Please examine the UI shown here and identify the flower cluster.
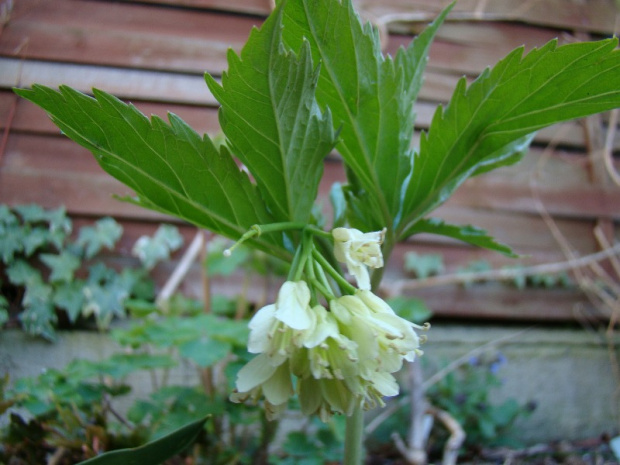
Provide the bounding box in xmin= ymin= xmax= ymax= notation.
xmin=231 ymin=253 xmax=428 ymax=420
xmin=229 ymin=226 xmax=428 ymax=420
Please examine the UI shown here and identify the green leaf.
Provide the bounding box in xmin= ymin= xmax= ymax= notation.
xmin=205 ymin=3 xmax=336 ymax=224
xmin=132 ymin=224 xmax=183 ymax=270
xmin=19 ymin=298 xmax=56 ymax=341
xmin=280 ymin=0 xmax=452 ymax=230
xmin=75 ymin=217 xmax=123 ymax=259
xmin=77 ymin=416 xmax=208 ymax=465
xmin=53 ymin=281 xmax=86 ymax=322
xmin=82 ymin=274 xmax=133 ymax=329
xmin=399 ymin=38 xmax=620 ymax=236
xmin=6 ymin=259 xmax=41 ymax=286
xmin=0 ymin=296 xmax=9 ymax=327
xmin=403 ymin=252 xmax=444 ymax=279
xmin=179 ymin=338 xmax=231 ymax=367
xmin=13 ymin=85 xmax=287 ymax=260
xmin=386 ymin=296 xmax=432 ymax=323
xmin=40 ymin=250 xmax=81 ymax=282
xmin=0 ymin=223 xmax=24 ymax=263
xmin=404 ymin=218 xmax=517 ymax=257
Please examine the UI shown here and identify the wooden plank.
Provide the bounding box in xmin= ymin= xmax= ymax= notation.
xmin=107 ymin=0 xmax=271 ymax=16
xmin=4 ymin=0 xmax=608 ymax=84
xmin=0 ymin=58 xmax=215 ymax=105
xmin=63 ymin=215 xmax=599 ymax=322
xmin=1 ymin=133 xmax=607 ymax=255
xmin=3 ymin=0 xmax=257 ymax=73
xmin=2 ymin=128 xmax=618 ymax=225
xmin=360 ymin=0 xmax=618 ymax=36
xmin=118 ymin=0 xmax=619 ymax=34
xmin=386 ymin=21 xmax=561 ymax=76
xmin=0 ymin=91 xmax=222 ymax=135
xmin=0 ymin=56 xmax=464 ymax=107
xmin=447 ymin=148 xmax=620 ymax=221
xmin=4 ymin=90 xmax=618 ymax=151
xmin=412 ymin=285 xmax=596 ymax=322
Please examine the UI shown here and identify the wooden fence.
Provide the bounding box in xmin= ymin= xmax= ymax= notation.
xmin=1 ymin=0 xmax=619 ymax=322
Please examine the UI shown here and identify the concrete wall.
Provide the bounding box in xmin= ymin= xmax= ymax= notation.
xmin=1 ymin=324 xmax=618 ymax=445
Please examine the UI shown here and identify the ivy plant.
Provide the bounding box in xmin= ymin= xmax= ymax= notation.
xmin=12 ymin=0 xmax=620 ymax=462
xmin=0 ymin=204 xmax=182 ymax=340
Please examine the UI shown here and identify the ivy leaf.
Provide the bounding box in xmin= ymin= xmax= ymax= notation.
xmin=19 ymin=283 xmax=57 ymax=341
xmin=13 ymin=86 xmax=287 ymax=260
xmin=404 ymin=218 xmax=517 ymax=257
xmin=75 ymin=217 xmax=123 ymax=259
xmin=280 ymin=0 xmax=452 ymax=230
xmin=398 ymin=38 xmax=620 ymax=237
xmin=6 ymin=259 xmax=41 ymax=286
xmin=404 ymin=252 xmax=444 ymax=279
xmin=40 ymin=250 xmax=81 ymax=282
xmin=82 ymin=271 xmax=136 ymax=329
xmin=205 ymin=3 xmax=336 ymax=224
xmin=0 ymin=223 xmax=23 ymax=263
xmin=132 ymin=224 xmax=183 ymax=270
xmin=53 ymin=281 xmax=86 ymax=322
xmin=0 ymin=296 xmax=9 ymax=327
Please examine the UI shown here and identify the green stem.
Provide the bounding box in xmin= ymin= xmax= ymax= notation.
xmin=312 ymin=249 xmax=356 ymax=295
xmin=344 ymin=406 xmax=364 ymax=465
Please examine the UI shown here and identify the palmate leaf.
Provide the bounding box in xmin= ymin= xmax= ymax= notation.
xmin=280 ymin=0 xmax=452 ymax=231
xmin=13 ymin=86 xmax=288 ymax=260
xmin=398 ymin=38 xmax=620 ymax=238
xmin=205 ymin=3 xmax=336 ymax=224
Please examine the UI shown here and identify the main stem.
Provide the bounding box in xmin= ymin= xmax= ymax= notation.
xmin=343 ymin=232 xmax=395 ymax=464
xmin=344 ymin=405 xmax=364 ymax=465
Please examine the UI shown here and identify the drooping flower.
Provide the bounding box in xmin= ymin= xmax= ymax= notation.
xmin=230 ymin=354 xmax=293 ymax=420
xmin=331 ymin=290 xmax=427 ymax=383
xmin=231 ymin=279 xmax=429 ymax=422
xmin=332 ymin=227 xmax=386 ymax=290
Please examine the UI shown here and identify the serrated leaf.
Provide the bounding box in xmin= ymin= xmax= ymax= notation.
xmin=280 ymin=0 xmax=452 ymax=230
xmin=76 ymin=217 xmax=123 ymax=259
xmin=40 ymin=250 xmax=81 ymax=282
xmin=404 ymin=218 xmax=517 ymax=257
xmin=399 ymin=38 xmax=620 ymax=236
xmin=77 ymin=416 xmax=208 ymax=465
xmin=205 ymin=4 xmax=336 ymax=224
xmin=13 ymin=85 xmax=287 ymax=260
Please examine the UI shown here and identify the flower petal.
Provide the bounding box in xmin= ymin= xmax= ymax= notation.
xmin=236 ymin=353 xmax=278 ymax=392
xmin=274 ymin=281 xmax=313 ymax=330
xmin=247 ymin=304 xmax=276 ymax=353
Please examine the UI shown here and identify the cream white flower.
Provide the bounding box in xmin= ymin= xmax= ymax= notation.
xmin=332 ymin=227 xmax=386 ymax=290
xmin=232 ymin=279 xmax=429 ymax=422
xmin=230 ymin=353 xmax=293 ymax=420
xmin=331 ymin=291 xmax=426 ymax=378
xmin=246 ymin=280 xmax=315 ymax=365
